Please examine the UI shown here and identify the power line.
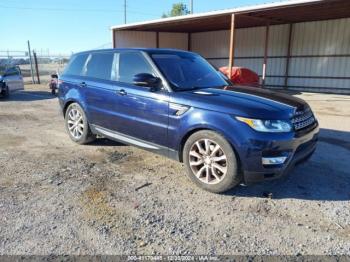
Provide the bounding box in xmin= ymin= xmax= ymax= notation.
xmin=0 ymin=4 xmax=118 ymax=13
xmin=0 ymin=4 xmax=159 ymax=16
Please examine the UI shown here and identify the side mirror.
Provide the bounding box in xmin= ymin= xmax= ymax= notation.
xmin=133 ymin=73 xmax=161 ymax=89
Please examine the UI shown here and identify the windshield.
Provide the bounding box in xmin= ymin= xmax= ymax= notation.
xmin=151 ymin=52 xmax=229 ymax=91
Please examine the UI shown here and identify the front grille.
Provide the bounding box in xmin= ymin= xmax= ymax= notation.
xmin=292 ymin=107 xmax=316 ymax=131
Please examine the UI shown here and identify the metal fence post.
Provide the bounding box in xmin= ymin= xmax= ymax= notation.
xmin=33 ymin=51 xmax=40 ymax=84
xmin=262 ymin=23 xmax=270 ymax=88
xmin=27 ymin=41 xmax=35 ymax=84
xmin=228 ymin=14 xmax=236 ymax=79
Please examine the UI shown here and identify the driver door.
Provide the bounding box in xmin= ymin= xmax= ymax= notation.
xmin=111 ymin=51 xmax=170 ymax=148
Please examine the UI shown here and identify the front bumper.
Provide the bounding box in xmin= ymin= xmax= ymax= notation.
xmin=241 ymin=124 xmax=319 ymax=184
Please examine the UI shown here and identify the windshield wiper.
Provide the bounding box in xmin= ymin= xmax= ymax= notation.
xmin=212 ymin=85 xmax=228 ymax=89
xmin=177 ymin=86 xmax=211 ymax=92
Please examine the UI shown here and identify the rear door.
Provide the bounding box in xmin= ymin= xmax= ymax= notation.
xmin=81 ymin=51 xmax=120 ymax=130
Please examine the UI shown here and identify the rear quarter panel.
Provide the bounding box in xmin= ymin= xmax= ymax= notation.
xmin=58 ymin=76 xmax=88 ymax=118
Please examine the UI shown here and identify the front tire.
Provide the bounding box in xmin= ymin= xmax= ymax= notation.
xmin=1 ymin=85 xmax=9 ymax=98
xmin=183 ymin=130 xmax=241 ymax=193
xmin=65 ymin=103 xmax=95 ymax=144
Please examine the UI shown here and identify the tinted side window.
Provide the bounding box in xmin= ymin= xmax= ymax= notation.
xmin=118 ymin=52 xmax=154 ymax=84
xmin=85 ymin=52 xmax=114 ymax=80
xmin=64 ymin=54 xmax=88 ymax=76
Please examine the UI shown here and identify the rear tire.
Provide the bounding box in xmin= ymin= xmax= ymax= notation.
xmin=65 ymin=103 xmax=96 ymax=144
xmin=183 ymin=130 xmax=241 ymax=193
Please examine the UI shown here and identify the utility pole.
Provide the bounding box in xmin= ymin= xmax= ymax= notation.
xmin=27 ymin=40 xmax=35 ymax=84
xmin=190 ymin=0 xmax=193 ymax=14
xmin=124 ymin=0 xmax=127 ymax=24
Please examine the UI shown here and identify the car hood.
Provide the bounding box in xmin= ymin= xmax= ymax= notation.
xmin=171 ymin=86 xmax=308 ymax=119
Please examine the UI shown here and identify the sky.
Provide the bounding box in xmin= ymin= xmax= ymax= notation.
xmin=0 ymin=0 xmax=283 ymax=55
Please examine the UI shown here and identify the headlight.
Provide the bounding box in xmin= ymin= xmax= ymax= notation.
xmin=236 ymin=116 xmax=292 ymax=132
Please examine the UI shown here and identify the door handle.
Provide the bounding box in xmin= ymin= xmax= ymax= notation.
xmin=79 ymin=82 xmax=87 ymax=88
xmin=118 ymin=89 xmax=127 ymax=96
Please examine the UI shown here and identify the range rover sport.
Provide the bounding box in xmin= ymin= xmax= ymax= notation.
xmin=58 ymin=48 xmax=319 ymax=193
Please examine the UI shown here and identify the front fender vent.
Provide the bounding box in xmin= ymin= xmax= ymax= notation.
xmin=169 ymin=103 xmax=190 ymax=116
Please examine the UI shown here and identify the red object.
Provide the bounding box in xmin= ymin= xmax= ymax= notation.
xmin=219 ymin=67 xmax=260 ymax=87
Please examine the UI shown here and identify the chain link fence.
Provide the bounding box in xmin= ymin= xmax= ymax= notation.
xmin=0 ymin=50 xmax=70 ymax=84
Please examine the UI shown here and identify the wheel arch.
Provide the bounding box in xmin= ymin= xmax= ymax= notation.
xmin=63 ymin=99 xmax=86 ymax=118
xmin=178 ymin=127 xmax=209 ymax=162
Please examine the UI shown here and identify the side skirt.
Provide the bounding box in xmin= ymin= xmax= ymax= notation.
xmin=90 ymin=124 xmax=179 ymax=161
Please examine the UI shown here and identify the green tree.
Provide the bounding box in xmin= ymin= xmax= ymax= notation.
xmin=162 ymin=2 xmax=190 ymax=18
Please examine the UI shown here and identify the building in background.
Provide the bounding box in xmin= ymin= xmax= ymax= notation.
xmin=110 ymin=0 xmax=350 ymax=94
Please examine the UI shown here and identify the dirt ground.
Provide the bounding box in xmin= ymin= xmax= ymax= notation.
xmin=0 ymin=84 xmax=349 ymax=255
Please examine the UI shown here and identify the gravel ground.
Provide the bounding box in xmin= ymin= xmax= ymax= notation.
xmin=0 ymin=85 xmax=349 ymax=255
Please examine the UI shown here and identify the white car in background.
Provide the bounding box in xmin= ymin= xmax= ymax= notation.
xmin=0 ymin=66 xmax=24 ymax=98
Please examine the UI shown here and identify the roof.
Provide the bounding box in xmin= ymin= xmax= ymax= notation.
xmin=73 ymin=48 xmax=195 ymax=56
xmin=111 ymin=0 xmax=350 ymax=32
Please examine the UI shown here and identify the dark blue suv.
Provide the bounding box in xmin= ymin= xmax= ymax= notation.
xmin=58 ymin=48 xmax=319 ymax=193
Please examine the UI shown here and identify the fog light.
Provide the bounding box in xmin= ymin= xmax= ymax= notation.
xmin=262 ymin=156 xmax=287 ymax=165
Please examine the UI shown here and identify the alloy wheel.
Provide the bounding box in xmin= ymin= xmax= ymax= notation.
xmin=67 ymin=108 xmax=84 ymax=139
xmin=189 ymin=139 xmax=228 ymax=184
